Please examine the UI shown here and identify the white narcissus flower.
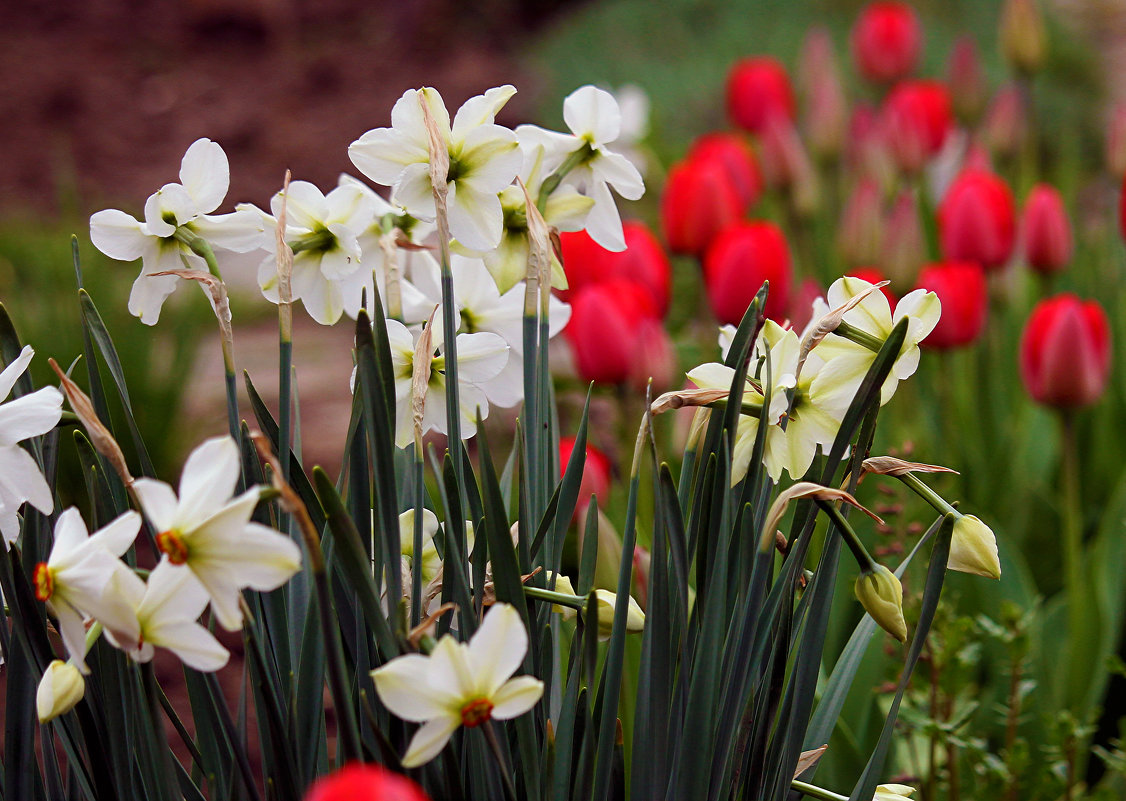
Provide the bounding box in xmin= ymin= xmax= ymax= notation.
xmin=875 ymin=784 xmax=917 ymax=801
xmin=474 ymin=136 xmax=594 ymax=292
xmin=591 ymin=589 xmax=645 ymax=641
xmin=89 ymin=138 xmax=262 ymax=325
xmin=33 ymin=508 xmax=141 ymax=673
xmin=102 ymin=560 xmax=229 ymax=672
xmin=949 ymin=514 xmax=1001 ymax=579
xmin=809 ymin=276 xmax=940 ymax=413
xmin=382 ymin=318 xmax=510 ymax=448
xmin=372 ymin=602 xmax=543 ymax=767
xmin=0 ymin=346 xmax=63 ymax=543
xmin=349 ymin=86 xmax=522 ymax=252
xmin=409 ymin=255 xmax=570 ymax=407
xmin=131 ymin=436 xmax=302 ymax=631
xmin=517 ymin=85 xmax=645 ymax=251
xmin=37 ymin=660 xmax=85 ymax=723
xmin=255 ymin=180 xmax=377 ymax=325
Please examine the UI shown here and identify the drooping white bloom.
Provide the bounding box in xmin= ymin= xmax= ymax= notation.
xmin=254 ymin=180 xmax=378 ymax=325
xmin=33 ymin=508 xmax=141 ymax=673
xmin=474 ymin=135 xmax=594 ymax=292
xmin=372 ymin=602 xmax=543 ymax=767
xmin=517 ymin=86 xmax=645 ymax=251
xmin=102 ymin=560 xmax=229 ymax=672
xmin=874 ymin=783 xmax=917 ymax=801
xmin=382 ymin=318 xmax=510 ymax=448
xmin=409 ymin=255 xmax=570 ymax=407
xmin=89 ymin=138 xmax=262 ymax=325
xmin=349 ymin=86 xmax=522 ymax=251
xmin=809 ymin=276 xmax=941 ymax=413
xmin=949 ymin=514 xmax=1001 ymax=579
xmin=591 ymin=589 xmax=645 ymax=641
xmin=0 ymin=346 xmax=63 ymax=543
xmin=131 ymin=436 xmax=302 ymax=631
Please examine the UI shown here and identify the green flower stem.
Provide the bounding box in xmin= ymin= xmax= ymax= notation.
xmin=1061 ymin=410 xmax=1084 ymax=666
xmin=833 ymin=321 xmax=886 ymax=354
xmin=84 ymin=621 xmax=103 ymax=653
xmin=172 ymin=228 xmax=239 ymax=439
xmin=814 ymin=498 xmax=876 ymax=572
xmin=897 ymin=472 xmax=959 ymax=518
xmin=537 ymin=143 xmax=595 ymax=212
xmin=484 ymin=720 xmax=520 ymax=801
xmin=791 ymin=779 xmax=849 ymax=801
xmin=524 ymin=585 xmax=587 ymax=612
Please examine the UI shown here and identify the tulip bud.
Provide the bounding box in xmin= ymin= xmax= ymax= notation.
xmin=882 ymin=189 xmax=925 ymax=290
xmin=1000 ymin=0 xmax=1046 ymax=76
xmin=661 ymin=156 xmax=744 ymax=257
xmin=1020 ymin=184 xmax=1072 ymax=274
xmin=632 ymin=545 xmax=651 ymax=611
xmin=949 ymin=514 xmax=1001 ymax=579
xmin=838 ymin=179 xmax=884 ymax=267
xmin=983 ymin=85 xmax=1027 ymax=162
xmin=1106 ymin=103 xmax=1126 ymax=179
xmin=687 ymin=132 xmax=763 ymax=211
xmin=37 ymin=660 xmax=85 ymax=723
xmin=882 ymin=81 xmax=953 ymax=175
xmin=946 ymin=36 xmax=987 ymax=124
xmin=848 ymin=106 xmax=898 ymax=194
xmin=760 ymin=117 xmax=821 ymax=216
xmin=703 ymin=221 xmax=793 ymax=325
xmin=559 ymin=436 xmax=612 ymax=512
xmin=797 ymin=26 xmax=835 ymax=98
xmin=565 ymin=279 xmax=659 ymax=385
xmin=788 ymin=278 xmax=826 ymax=334
xmin=938 ymin=169 xmax=1016 ymax=271
xmin=543 ymin=571 xmax=579 ymax=619
xmin=591 ymin=589 xmax=645 ymax=641
xmin=798 ymin=28 xmax=849 ymax=160
xmin=851 ymin=2 xmax=922 ymax=85
xmin=560 ymin=224 xmax=672 ymax=315
xmin=1019 ymin=293 xmax=1112 ymax=409
xmin=726 ymin=56 xmax=796 ymax=134
xmin=915 ymin=262 xmax=987 ymax=349
xmin=854 ymin=564 xmax=908 ymax=642
xmin=306 ymin=763 xmax=432 ymax=801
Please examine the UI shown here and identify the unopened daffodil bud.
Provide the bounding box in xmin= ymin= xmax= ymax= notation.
xmin=854 ymin=564 xmax=908 ymax=643
xmin=591 ymin=589 xmax=645 ymax=641
xmin=544 ymin=571 xmax=579 ymax=620
xmin=949 ymin=514 xmax=1001 ymax=579
xmin=875 ymin=783 xmax=917 ymax=801
xmin=37 ymin=660 xmax=85 ymax=723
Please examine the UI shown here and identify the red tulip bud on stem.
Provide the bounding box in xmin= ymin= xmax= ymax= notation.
xmin=915 ymin=262 xmax=988 ymax=349
xmin=938 ymin=169 xmax=1016 ymax=271
xmin=726 ymin=57 xmax=796 ymax=134
xmin=1020 ymin=294 xmax=1111 ymax=409
xmin=1020 ymin=184 xmax=1072 ymax=275
xmin=703 ymin=221 xmax=792 ymax=324
xmin=851 ymin=1 xmax=922 ymax=85
xmin=661 ymin=157 xmax=744 ymax=257
xmin=947 ymin=35 xmax=987 ymax=124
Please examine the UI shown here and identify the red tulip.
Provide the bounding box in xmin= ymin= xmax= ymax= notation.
xmin=983 ymin=85 xmax=1027 ymax=161
xmin=851 ymin=2 xmax=922 ymax=84
xmin=629 ymin=316 xmax=676 ymax=393
xmin=838 ymin=179 xmax=884 ymax=267
xmin=798 ymin=27 xmax=849 ymax=159
xmin=565 ymin=279 xmax=659 ymax=385
xmin=882 ymin=80 xmax=953 ymax=174
xmin=1020 ymin=184 xmax=1072 ymax=274
xmin=725 ymin=57 xmax=796 ymax=134
xmin=1106 ymin=102 xmax=1126 ymax=179
xmin=559 ymin=436 xmax=612 ymax=509
xmin=703 ymin=221 xmax=792 ymax=324
xmin=1020 ymin=294 xmax=1111 ymax=408
xmin=759 ymin=117 xmax=821 ymax=216
xmin=687 ymin=132 xmax=763 ymax=210
xmin=788 ymin=277 xmax=825 ymax=333
xmin=914 ymin=262 xmax=988 ymax=349
xmin=847 ymin=267 xmax=898 ymax=308
xmin=661 ymin=156 xmax=744 ymax=256
xmin=305 ymin=764 xmax=430 ymax=801
xmin=938 ymin=169 xmax=1016 ymax=271
xmin=560 ymin=224 xmax=672 ymax=315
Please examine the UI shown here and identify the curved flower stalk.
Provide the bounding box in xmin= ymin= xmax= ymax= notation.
xmin=380 ymin=318 xmax=510 ymax=448
xmin=349 ymin=86 xmax=522 ymax=252
xmin=131 ymin=436 xmax=302 ymax=630
xmin=409 ymin=254 xmax=570 ymax=407
xmin=102 ymin=559 xmax=230 ymax=672
xmin=0 ymin=345 xmax=63 ymax=543
xmin=250 ymin=180 xmax=380 ymax=325
xmin=810 ymin=276 xmax=941 ymax=412
xmin=372 ymin=602 xmax=543 ymax=767
xmin=33 ymin=508 xmax=141 ymax=672
xmin=89 ymin=138 xmax=261 ymax=325
xmin=517 ymin=85 xmax=645 ymax=251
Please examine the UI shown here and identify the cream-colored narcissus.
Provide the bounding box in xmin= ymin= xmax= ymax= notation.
xmin=949 ymin=514 xmax=1001 ymax=579
xmin=37 ymin=660 xmax=85 ymax=723
xmin=854 ymin=563 xmax=908 ymax=642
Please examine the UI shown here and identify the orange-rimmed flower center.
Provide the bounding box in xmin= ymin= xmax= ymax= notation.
xmin=156 ymin=530 xmax=189 ymax=565
xmin=33 ymin=562 xmax=54 ymax=601
xmin=459 ymin=697 xmax=494 ymax=728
